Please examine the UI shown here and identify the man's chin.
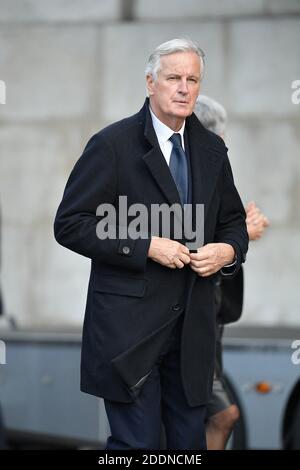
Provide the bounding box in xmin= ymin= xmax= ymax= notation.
xmin=172 ymin=104 xmax=193 ymax=116
xmin=173 ymin=110 xmax=192 ymax=119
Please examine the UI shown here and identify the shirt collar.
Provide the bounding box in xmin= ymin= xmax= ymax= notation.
xmin=149 ymin=105 xmax=185 ymax=147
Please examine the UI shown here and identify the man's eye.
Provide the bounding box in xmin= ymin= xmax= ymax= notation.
xmin=168 ymin=77 xmax=177 ymax=81
xmin=188 ymin=78 xmax=198 ymax=83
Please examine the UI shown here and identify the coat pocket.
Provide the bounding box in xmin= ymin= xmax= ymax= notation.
xmin=94 ymin=275 xmax=147 ymax=298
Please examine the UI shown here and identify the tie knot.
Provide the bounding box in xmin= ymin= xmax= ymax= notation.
xmin=169 ymin=133 xmax=183 ymax=149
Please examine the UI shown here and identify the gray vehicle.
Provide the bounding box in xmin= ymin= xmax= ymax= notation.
xmin=0 ymin=325 xmax=300 ymax=449
xmin=223 ymin=326 xmax=300 ymax=449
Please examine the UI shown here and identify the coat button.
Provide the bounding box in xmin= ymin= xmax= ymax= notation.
xmin=122 ymin=246 xmax=130 ymax=255
xmin=172 ymin=304 xmax=181 ymax=311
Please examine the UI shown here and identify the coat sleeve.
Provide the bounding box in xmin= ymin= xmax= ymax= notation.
xmin=214 ymin=152 xmax=249 ymax=276
xmin=54 ymin=133 xmax=151 ymax=272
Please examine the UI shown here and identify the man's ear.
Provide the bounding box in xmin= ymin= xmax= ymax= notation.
xmin=146 ymin=74 xmax=154 ymax=96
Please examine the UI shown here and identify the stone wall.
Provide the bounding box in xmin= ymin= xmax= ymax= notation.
xmin=0 ymin=0 xmax=299 ymax=327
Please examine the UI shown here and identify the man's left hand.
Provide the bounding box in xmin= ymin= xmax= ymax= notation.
xmin=189 ymin=243 xmax=235 ymax=277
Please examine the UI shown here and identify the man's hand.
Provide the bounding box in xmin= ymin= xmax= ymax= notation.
xmin=246 ymin=201 xmax=270 ymax=241
xmin=189 ymin=243 xmax=235 ymax=277
xmin=148 ymin=236 xmax=191 ymax=269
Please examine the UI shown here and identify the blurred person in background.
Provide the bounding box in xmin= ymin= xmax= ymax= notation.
xmin=194 ymin=95 xmax=269 ymax=450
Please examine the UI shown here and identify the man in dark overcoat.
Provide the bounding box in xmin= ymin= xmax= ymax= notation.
xmin=54 ymin=38 xmax=248 ymax=449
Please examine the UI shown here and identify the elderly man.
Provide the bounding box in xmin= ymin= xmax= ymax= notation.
xmin=54 ymin=38 xmax=248 ymax=450
xmin=194 ymin=95 xmax=269 ymax=450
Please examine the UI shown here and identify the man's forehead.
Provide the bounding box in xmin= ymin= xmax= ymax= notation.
xmin=159 ymin=52 xmax=201 ymax=74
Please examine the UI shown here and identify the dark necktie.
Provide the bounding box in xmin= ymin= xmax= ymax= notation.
xmin=169 ymin=133 xmax=188 ymax=206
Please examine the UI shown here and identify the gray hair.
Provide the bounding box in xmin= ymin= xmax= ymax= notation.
xmin=145 ymin=38 xmax=205 ymax=81
xmin=194 ymin=95 xmax=227 ymax=136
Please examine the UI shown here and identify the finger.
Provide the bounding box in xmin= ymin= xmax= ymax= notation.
xmin=246 ymin=201 xmax=256 ymax=211
xmin=198 ymin=267 xmax=212 ymax=277
xmin=201 ymin=269 xmax=213 ymax=277
xmin=190 ymin=258 xmax=208 ymax=269
xmin=189 ymin=251 xmax=209 ymax=262
xmin=248 ymin=216 xmax=262 ymax=225
xmin=190 ymin=259 xmax=200 ymax=268
xmin=190 ymin=264 xmax=209 ymax=276
xmin=166 ymin=263 xmax=177 ymax=269
xmin=250 ymin=219 xmax=265 ymax=231
xmin=179 ymin=253 xmax=191 ymax=264
xmin=179 ymin=244 xmax=191 ymax=256
xmin=174 ymin=258 xmax=185 ymax=269
xmin=190 ymin=264 xmax=200 ymax=274
xmin=247 ymin=209 xmax=261 ymax=219
xmin=201 ymin=265 xmax=214 ymax=275
xmin=247 ymin=204 xmax=259 ymax=213
xmin=253 ymin=232 xmax=262 ymax=240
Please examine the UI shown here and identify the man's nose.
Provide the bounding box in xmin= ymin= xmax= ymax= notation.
xmin=178 ymin=79 xmax=188 ymax=94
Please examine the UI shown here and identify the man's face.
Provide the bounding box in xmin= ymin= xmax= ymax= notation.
xmin=147 ymin=51 xmax=201 ymax=129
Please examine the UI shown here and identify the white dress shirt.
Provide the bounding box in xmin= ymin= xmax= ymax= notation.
xmin=149 ymin=106 xmax=185 ymax=165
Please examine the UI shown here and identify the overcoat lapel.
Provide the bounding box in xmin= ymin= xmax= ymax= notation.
xmin=186 ymin=113 xmax=224 ymax=220
xmin=142 ymin=104 xmax=182 ymax=207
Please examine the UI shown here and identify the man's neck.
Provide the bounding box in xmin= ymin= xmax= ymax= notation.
xmin=168 ymin=119 xmax=185 ymax=132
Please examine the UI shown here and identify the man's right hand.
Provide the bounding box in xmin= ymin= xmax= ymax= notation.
xmin=148 ymin=236 xmax=191 ymax=269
